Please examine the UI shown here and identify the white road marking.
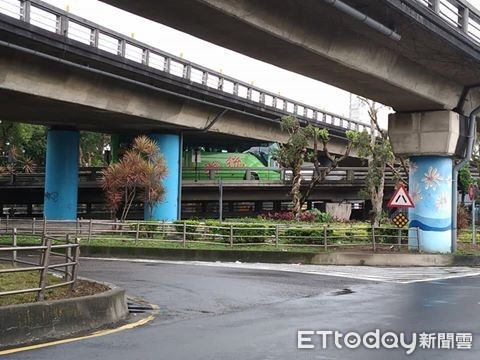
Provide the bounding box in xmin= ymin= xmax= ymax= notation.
xmin=81 ymin=257 xmax=480 ymax=284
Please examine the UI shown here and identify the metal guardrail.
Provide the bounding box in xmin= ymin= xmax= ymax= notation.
xmin=0 ymin=0 xmax=374 ymax=134
xmin=0 ymin=227 xmax=80 ymax=301
xmin=0 ymin=166 xmax=409 ymax=185
xmin=0 ymin=218 xmax=421 ymax=253
xmin=416 ymin=0 xmax=480 ymax=43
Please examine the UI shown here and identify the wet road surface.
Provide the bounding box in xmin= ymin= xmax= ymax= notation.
xmin=6 ymin=258 xmax=480 ymax=360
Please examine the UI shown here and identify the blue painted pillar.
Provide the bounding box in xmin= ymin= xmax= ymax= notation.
xmin=408 ymin=156 xmax=453 ymax=253
xmin=44 ymin=129 xmax=80 ymax=220
xmin=144 ymin=133 xmax=182 ymax=221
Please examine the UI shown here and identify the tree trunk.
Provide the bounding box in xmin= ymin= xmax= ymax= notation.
xmin=291 ymin=167 xmax=303 ymax=220
xmin=370 ymin=163 xmax=386 ymax=227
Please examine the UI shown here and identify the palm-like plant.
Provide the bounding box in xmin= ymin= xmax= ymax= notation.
xmin=100 ymin=136 xmax=167 ymax=221
xmin=0 ymin=146 xmax=37 ymax=184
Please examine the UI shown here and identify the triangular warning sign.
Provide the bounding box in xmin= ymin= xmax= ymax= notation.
xmin=387 ymin=184 xmax=415 ymax=208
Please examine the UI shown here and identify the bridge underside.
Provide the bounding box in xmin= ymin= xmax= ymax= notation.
xmin=0 ymin=42 xmax=351 ymax=154
xmin=103 ymin=0 xmax=480 ymax=114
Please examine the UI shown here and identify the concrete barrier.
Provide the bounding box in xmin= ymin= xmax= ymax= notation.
xmin=80 ymin=246 xmax=477 ymax=267
xmin=0 ymin=284 xmax=128 ymax=350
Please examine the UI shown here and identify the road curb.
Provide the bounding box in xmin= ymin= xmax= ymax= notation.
xmin=0 ymin=283 xmax=128 ymax=350
xmin=80 ymin=245 xmax=480 ymax=267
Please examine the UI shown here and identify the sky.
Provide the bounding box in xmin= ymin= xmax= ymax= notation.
xmin=41 ymin=0 xmax=480 ymax=127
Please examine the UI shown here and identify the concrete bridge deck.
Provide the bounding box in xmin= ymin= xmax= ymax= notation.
xmin=100 ymin=0 xmax=480 ymax=115
xmin=0 ymin=0 xmax=370 ymax=151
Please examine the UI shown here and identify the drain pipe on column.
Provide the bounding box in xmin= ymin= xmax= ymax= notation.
xmin=452 ymin=105 xmax=480 ymax=252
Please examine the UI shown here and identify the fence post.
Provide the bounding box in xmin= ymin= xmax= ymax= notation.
xmin=230 ymin=225 xmax=234 ymax=248
xmin=396 ymin=228 xmax=402 ymax=250
xmin=38 ymin=236 xmax=52 ymax=301
xmin=12 ymin=228 xmax=17 ymax=266
xmin=65 ymin=234 xmax=71 ymax=282
xmin=275 ymin=225 xmax=279 ymax=247
xmin=70 ymin=238 xmax=80 ymax=291
xmin=32 ymin=217 xmax=36 ymax=235
xmin=372 ymin=226 xmax=376 ymax=252
xmin=88 ymin=219 xmax=93 ymax=244
xmin=76 ymin=218 xmax=79 ymax=236
xmin=323 ymin=225 xmax=328 ymax=251
xmin=42 ymin=218 xmax=47 ymax=236
xmin=20 ymin=0 xmax=31 ymax=23
xmin=181 ymin=221 xmax=186 ymax=247
xmin=135 ymin=222 xmax=140 ymax=244
xmin=6 ymin=214 xmax=9 ymax=231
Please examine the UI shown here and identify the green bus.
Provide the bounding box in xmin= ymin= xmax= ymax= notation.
xmin=182 ymin=146 xmax=281 ymax=181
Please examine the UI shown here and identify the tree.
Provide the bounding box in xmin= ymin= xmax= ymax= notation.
xmin=0 ymin=121 xmax=46 ymax=166
xmin=0 ymin=144 xmax=37 ymax=184
xmin=79 ymin=131 xmax=110 ymax=167
xmin=100 ymin=136 xmax=167 ymax=221
xmin=353 ymin=98 xmax=405 ymax=227
xmin=458 ymin=165 xmax=473 ymax=204
xmin=274 ymin=116 xmax=358 ymax=220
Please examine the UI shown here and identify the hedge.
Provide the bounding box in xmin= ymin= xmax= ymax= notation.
xmin=205 ymin=220 xmax=275 ymax=243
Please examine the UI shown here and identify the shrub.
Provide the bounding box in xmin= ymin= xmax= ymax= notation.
xmin=205 ymin=220 xmax=275 ymax=243
xmin=173 ymin=220 xmax=201 ymax=240
xmin=330 ymin=228 xmax=369 ymax=243
xmin=259 ymin=211 xmax=320 ymax=223
xmin=128 ymin=221 xmax=161 ymax=238
xmin=299 ymin=211 xmax=317 ymax=222
xmin=309 ymin=209 xmax=334 ymax=223
xmin=282 ymin=227 xmax=333 ymax=245
xmin=260 ymin=212 xmax=295 ymax=222
xmin=368 ymin=226 xmax=403 ymax=244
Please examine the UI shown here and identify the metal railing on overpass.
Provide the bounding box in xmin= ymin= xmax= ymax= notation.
xmin=416 ymin=0 xmax=480 ymax=43
xmin=0 ymin=166 xmax=409 ymax=186
xmin=0 ymin=0 xmax=373 ymax=134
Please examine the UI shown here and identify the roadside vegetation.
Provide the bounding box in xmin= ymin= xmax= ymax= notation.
xmin=0 ymin=264 xmax=108 ymax=306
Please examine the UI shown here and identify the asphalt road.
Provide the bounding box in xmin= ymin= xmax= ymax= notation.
xmin=6 ymin=259 xmax=480 ymax=360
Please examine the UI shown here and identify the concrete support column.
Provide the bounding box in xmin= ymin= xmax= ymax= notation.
xmin=408 ymin=156 xmax=453 ymax=252
xmin=44 ymin=129 xmax=80 ymax=220
xmin=389 ymin=110 xmax=461 ymax=253
xmin=144 ymin=133 xmax=182 ymax=221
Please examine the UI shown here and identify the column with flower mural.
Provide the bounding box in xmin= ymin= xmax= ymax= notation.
xmin=389 ymin=110 xmax=461 ymax=254
xmin=408 ymin=157 xmax=452 ymax=252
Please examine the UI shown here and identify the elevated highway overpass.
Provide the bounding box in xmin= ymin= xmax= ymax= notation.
xmin=0 ymin=0 xmax=368 ymax=145
xmin=0 ymin=0 xmax=373 ymax=226
xmin=101 ymin=0 xmax=480 ymax=114
xmin=99 ymin=0 xmax=480 ymax=253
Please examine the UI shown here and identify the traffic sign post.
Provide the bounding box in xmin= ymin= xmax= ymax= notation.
xmin=387 ymin=185 xmax=414 ymax=248
xmin=387 ymin=184 xmax=415 ymax=209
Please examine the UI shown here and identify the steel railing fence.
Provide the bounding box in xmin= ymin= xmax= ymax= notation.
xmin=0 ymin=226 xmax=80 ymax=301
xmin=0 ymin=0 xmax=374 ymax=135
xmin=0 ymin=218 xmax=421 ymax=253
xmin=415 ymin=0 xmax=480 ymax=43
xmin=3 ymin=164 xmax=480 ymax=185
xmin=0 ymin=166 xmax=414 ymax=185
